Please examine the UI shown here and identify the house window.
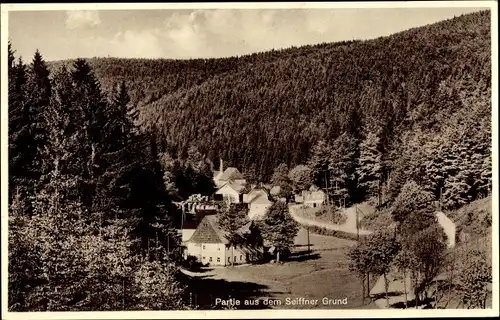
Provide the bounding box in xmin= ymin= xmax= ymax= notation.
xmin=209 ymin=257 xmax=213 ymax=262
xmin=228 ymin=257 xmax=231 ymax=262
xmin=218 ymin=247 xmax=220 ymax=251
xmin=217 ymin=257 xmax=220 ymax=262
xmin=202 ymin=245 xmax=206 ymax=249
xmin=203 ymin=256 xmax=206 ymax=260
xmin=240 ymin=255 xmax=243 ymax=261
xmin=234 ymin=256 xmax=236 ymax=262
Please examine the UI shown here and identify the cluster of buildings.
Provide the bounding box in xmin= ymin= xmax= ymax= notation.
xmin=176 ymin=159 xmax=329 ymax=267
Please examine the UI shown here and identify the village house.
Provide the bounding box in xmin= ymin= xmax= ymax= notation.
xmin=213 ymin=159 xmax=247 ymax=188
xmin=212 ymin=159 xmax=248 ymax=203
xmin=295 ymin=186 xmax=326 ymax=208
xmin=183 ymin=214 xmax=263 ymax=266
xmin=243 ymin=187 xmax=273 ymax=220
xmin=215 ymin=182 xmax=246 ymax=203
xmin=177 ymin=209 xmax=218 ymax=242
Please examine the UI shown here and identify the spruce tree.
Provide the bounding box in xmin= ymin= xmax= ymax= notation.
xmin=8 ymin=48 xmax=32 ymax=206
xmin=69 ymin=59 xmax=109 ymax=209
xmin=329 ymin=132 xmax=359 ymax=206
xmin=25 ymin=50 xmax=52 ymax=177
xmin=307 ymin=139 xmax=332 ymax=190
xmin=356 ymin=131 xmax=383 ymax=202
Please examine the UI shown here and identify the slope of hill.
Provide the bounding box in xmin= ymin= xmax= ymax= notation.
xmin=49 ymin=10 xmax=491 ymax=183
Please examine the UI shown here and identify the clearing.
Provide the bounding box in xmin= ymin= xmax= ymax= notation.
xmin=184 ymin=228 xmax=378 ymax=309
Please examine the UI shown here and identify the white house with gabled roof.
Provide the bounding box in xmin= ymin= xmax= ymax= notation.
xmin=183 ymin=215 xmax=263 ymax=266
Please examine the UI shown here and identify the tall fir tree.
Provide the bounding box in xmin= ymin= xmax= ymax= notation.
xmin=25 ymin=50 xmax=52 ymax=176
xmin=69 ymin=59 xmax=109 ymax=209
xmin=329 ymin=132 xmax=359 ymax=206
xmin=356 ymin=131 xmax=383 ymax=203
xmin=8 ymin=45 xmax=33 ymax=207
xmin=307 ymin=139 xmax=332 ymax=192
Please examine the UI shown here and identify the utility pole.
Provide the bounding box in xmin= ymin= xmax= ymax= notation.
xmin=356 ymin=205 xmax=360 ymax=243
xmin=324 ymin=171 xmax=330 ymax=206
xmin=307 ymin=227 xmax=311 ymax=253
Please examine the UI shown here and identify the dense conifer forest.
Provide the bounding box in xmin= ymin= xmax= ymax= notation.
xmin=50 ymin=10 xmax=492 ymax=209
xmin=8 ymin=10 xmax=492 ymax=311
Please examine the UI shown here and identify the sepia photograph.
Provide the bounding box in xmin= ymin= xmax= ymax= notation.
xmin=1 ymin=1 xmax=498 ymax=319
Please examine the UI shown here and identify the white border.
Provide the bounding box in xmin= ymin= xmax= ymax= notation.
xmin=1 ymin=1 xmax=498 ymax=319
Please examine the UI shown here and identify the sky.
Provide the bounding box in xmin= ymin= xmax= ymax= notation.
xmin=7 ymin=5 xmax=488 ymax=61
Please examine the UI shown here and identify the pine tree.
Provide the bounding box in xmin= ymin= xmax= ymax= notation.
xmin=9 ymin=52 xmax=187 ymax=311
xmin=25 ymin=50 xmax=52 ymax=177
xmin=68 ymin=59 xmax=109 ymax=209
xmin=132 ymin=132 xmax=178 ymax=256
xmin=38 ymin=66 xmax=85 ymax=203
xmin=93 ymin=80 xmax=142 ymax=217
xmin=81 ymin=218 xmax=140 ymax=310
xmin=186 ymin=145 xmax=215 ymax=196
xmin=8 ymin=47 xmax=32 ymax=206
xmin=29 ymin=179 xmax=90 ymax=311
xmin=307 ymin=139 xmax=332 ymax=190
xmin=329 ymin=132 xmax=359 ymax=206
xmin=442 ymin=143 xmax=473 ymax=209
xmin=356 ymin=131 xmax=383 ymax=203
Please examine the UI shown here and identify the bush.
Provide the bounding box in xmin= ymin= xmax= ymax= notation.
xmin=300 ymin=223 xmax=368 ymax=242
xmin=182 ymin=255 xmax=204 ymax=271
xmin=360 ymin=209 xmax=393 ymax=231
xmin=297 ymin=205 xmax=347 ymax=225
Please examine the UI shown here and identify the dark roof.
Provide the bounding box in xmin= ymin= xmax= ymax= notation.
xmin=187 ymin=215 xmax=257 ymax=244
xmin=180 ymin=210 xmax=217 ymax=230
xmin=188 ymin=215 xmax=229 ymax=244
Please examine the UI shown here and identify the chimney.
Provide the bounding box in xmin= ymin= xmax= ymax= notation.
xmin=220 ymin=158 xmax=223 ymax=173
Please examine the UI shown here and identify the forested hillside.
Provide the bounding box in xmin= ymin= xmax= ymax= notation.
xmin=48 ymin=11 xmax=491 ymax=209
xmin=49 ymin=11 xmax=491 ymax=183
